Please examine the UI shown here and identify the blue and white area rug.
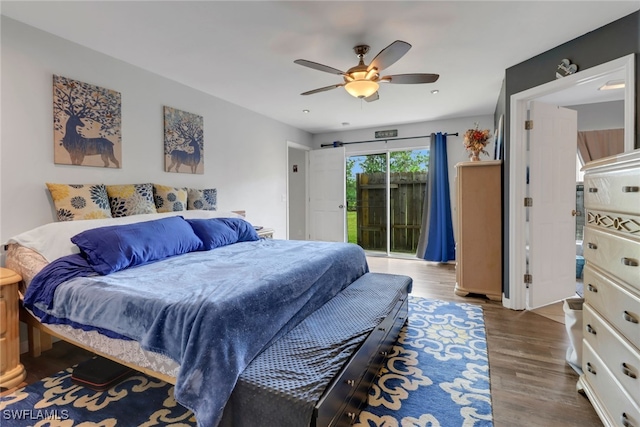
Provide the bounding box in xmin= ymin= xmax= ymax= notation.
xmin=0 ymin=296 xmax=492 ymax=426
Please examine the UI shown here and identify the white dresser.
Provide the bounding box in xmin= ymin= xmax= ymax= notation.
xmin=579 ymin=149 xmax=640 ymax=427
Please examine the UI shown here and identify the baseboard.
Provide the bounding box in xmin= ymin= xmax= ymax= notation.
xmin=20 ymin=340 xmax=29 ymax=355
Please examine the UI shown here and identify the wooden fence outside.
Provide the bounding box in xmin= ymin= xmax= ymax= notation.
xmin=355 ymin=172 xmax=427 ymax=253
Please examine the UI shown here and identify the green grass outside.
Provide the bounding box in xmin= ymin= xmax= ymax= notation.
xmin=347 ymin=211 xmax=357 ymax=244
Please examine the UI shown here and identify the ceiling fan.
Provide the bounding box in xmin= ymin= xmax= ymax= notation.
xmin=294 ymin=40 xmax=439 ymax=102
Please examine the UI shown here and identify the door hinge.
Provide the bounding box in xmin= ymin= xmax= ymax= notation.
xmin=524 ymin=274 xmax=533 ymax=287
xmin=525 ymin=120 xmax=533 ymax=130
xmin=524 ymin=197 xmax=533 ymax=207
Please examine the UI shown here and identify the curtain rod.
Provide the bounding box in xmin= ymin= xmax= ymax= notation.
xmin=320 ymin=132 xmax=459 ymax=148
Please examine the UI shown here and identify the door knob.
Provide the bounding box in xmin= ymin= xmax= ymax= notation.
xmin=338 ymin=204 xmax=344 ymax=209
xmin=571 ymin=210 xmax=581 ymax=216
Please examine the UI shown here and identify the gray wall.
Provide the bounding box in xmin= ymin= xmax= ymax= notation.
xmin=500 ymin=10 xmax=639 ymax=298
xmin=569 ymin=100 xmax=624 ymax=131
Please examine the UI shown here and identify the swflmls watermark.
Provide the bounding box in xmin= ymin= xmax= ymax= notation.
xmin=2 ymin=409 xmax=70 ymax=421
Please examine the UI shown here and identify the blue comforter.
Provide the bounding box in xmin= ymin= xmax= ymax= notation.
xmin=24 ymin=238 xmax=368 ymax=427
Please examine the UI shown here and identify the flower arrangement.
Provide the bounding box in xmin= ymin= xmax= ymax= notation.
xmin=463 ymin=123 xmax=491 ymax=161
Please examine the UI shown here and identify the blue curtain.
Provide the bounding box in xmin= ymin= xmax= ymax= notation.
xmin=422 ymin=132 xmax=455 ymax=262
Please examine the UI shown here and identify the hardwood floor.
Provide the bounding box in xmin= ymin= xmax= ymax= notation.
xmin=3 ymin=256 xmax=602 ymax=426
xmin=366 ymin=256 xmax=601 ymax=427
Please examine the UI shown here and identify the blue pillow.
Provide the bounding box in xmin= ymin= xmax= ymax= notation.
xmin=186 ymin=218 xmax=239 ymax=250
xmin=71 ymin=216 xmax=203 ymax=275
xmin=219 ymin=217 xmax=259 ymax=242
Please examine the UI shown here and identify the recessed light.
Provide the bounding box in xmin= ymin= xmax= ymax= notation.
xmin=302 ymin=109 xmax=310 ymax=113
xmin=431 ymin=89 xmax=439 ymax=94
xmin=598 ymin=80 xmax=625 ymax=91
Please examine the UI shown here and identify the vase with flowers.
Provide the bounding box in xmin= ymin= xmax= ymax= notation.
xmin=463 ymin=123 xmax=491 ymax=161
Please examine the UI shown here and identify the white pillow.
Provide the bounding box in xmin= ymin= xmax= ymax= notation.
xmin=8 ymin=210 xmax=242 ymax=263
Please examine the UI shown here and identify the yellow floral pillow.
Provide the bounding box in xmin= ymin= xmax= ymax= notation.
xmin=153 ymin=184 xmax=187 ymax=213
xmin=106 ymin=183 xmax=157 ymax=217
xmin=46 ymin=183 xmax=112 ymax=221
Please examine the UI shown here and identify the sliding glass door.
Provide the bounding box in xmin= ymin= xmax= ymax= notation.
xmin=346 ymin=149 xmax=428 ymax=255
xmin=347 ymin=153 xmax=387 ymax=254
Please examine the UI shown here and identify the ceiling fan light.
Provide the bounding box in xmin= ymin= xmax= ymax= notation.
xmin=365 ymin=68 xmax=378 ymax=80
xmin=345 ymin=80 xmax=379 ymax=98
xmin=350 ymin=70 xmax=368 ymax=80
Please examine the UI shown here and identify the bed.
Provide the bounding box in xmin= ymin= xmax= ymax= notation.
xmin=6 ymin=211 xmax=412 ymax=427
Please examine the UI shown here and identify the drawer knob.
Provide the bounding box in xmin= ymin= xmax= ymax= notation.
xmin=621 ymin=363 xmax=637 ymax=379
xmin=587 ymin=362 xmax=596 ymax=375
xmin=624 ymin=311 xmax=639 ymax=324
xmin=622 ymin=186 xmax=639 ymax=193
xmin=378 ymin=327 xmax=386 ymax=332
xmin=347 ymin=412 xmax=356 ymax=421
xmin=588 ymin=187 xmax=598 ymax=193
xmin=379 ymin=351 xmax=388 ymax=356
xmin=346 ymin=379 xmax=355 ymax=387
xmin=586 ymin=324 xmax=597 ymax=335
xmin=587 ymin=283 xmax=598 ymax=293
xmin=621 ymin=257 xmax=639 ymax=267
xmin=622 ymin=412 xmax=635 ymax=427
xmin=587 ymin=242 xmax=597 ymax=250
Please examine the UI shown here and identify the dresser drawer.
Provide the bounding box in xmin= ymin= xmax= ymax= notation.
xmin=583 ymin=226 xmax=640 ymax=288
xmin=584 ymin=168 xmax=640 ymax=215
xmin=583 ymin=304 xmax=640 ymax=402
xmin=582 ymin=340 xmax=640 ymax=427
xmin=584 ymin=265 xmax=640 ymax=348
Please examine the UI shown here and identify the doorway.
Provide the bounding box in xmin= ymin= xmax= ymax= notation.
xmin=506 ymin=54 xmax=635 ymax=310
xmin=286 ymin=141 xmax=310 ymax=240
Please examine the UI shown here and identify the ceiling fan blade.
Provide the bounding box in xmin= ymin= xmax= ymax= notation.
xmin=368 ymin=40 xmax=411 ymax=72
xmin=364 ymin=92 xmax=379 ymax=102
xmin=381 ymin=73 xmax=440 ymax=84
xmin=294 ymin=59 xmax=345 ymax=75
xmin=300 ymin=83 xmax=344 ymax=96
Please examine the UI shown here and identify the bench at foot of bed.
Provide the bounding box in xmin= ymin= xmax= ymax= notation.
xmin=221 ymin=272 xmax=413 ymax=427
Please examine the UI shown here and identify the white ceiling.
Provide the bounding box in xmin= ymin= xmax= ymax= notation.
xmin=2 ymin=1 xmax=638 ymax=134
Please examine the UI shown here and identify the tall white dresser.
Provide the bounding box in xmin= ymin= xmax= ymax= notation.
xmin=579 ymin=149 xmax=640 ymax=426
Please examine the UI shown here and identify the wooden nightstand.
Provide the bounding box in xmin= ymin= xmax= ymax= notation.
xmin=0 ymin=268 xmax=26 ymax=389
xmin=257 ymin=228 xmax=274 ymax=239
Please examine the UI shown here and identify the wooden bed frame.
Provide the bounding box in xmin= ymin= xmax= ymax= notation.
xmin=19 ymin=306 xmax=176 ymax=384
xmin=19 ymin=277 xmax=410 ymax=426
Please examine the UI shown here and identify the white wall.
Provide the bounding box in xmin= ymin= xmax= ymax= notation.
xmin=312 ymin=115 xmax=496 ymax=240
xmin=0 ymin=17 xmax=313 ymax=247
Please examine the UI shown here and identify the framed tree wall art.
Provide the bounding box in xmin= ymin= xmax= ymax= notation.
xmin=53 ymin=75 xmax=122 ymax=168
xmin=164 ymin=106 xmax=204 ymax=174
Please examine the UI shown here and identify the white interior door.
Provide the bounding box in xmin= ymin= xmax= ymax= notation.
xmin=309 ymin=147 xmax=346 ymax=242
xmin=528 ymin=101 xmax=578 ymax=309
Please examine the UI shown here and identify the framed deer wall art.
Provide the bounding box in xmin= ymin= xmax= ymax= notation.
xmin=53 ymin=75 xmax=122 ymax=168
xmin=164 ymin=106 xmax=204 ymax=174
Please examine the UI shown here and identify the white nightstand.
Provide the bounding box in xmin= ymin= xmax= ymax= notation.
xmin=257 ymin=228 xmax=274 ymax=239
